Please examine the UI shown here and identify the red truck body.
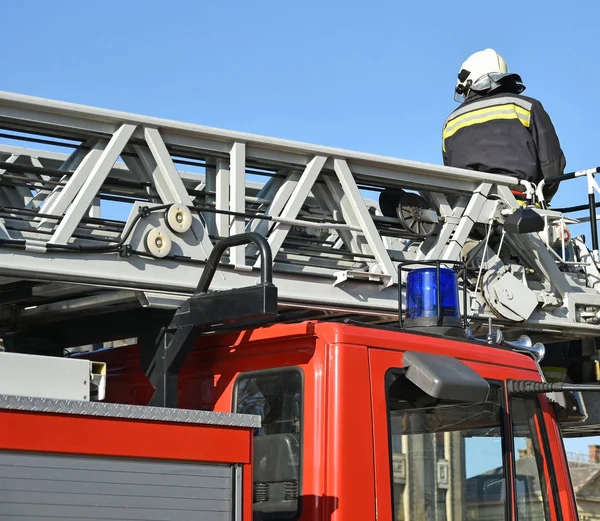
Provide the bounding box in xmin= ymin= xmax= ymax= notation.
xmin=0 ymin=393 xmax=255 ymax=520
xmin=83 ymin=320 xmax=579 ymax=521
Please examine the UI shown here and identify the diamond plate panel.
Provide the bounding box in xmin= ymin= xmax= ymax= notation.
xmin=0 ymin=394 xmax=261 ymax=428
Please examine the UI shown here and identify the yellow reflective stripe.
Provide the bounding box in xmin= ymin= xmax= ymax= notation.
xmin=442 ymin=103 xmax=531 ymax=152
xmin=443 ymin=96 xmax=533 ymax=127
xmin=447 ymin=111 xmax=531 ymax=138
xmin=445 ymin=103 xmax=530 ymax=131
xmin=445 ymin=104 xmax=531 ymax=137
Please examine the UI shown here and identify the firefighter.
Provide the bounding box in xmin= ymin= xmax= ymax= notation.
xmin=442 ymin=48 xmax=566 ymax=202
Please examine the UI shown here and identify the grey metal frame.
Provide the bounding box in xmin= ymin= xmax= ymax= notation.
xmin=0 ymin=90 xmax=597 ymax=343
xmin=0 ymin=393 xmax=261 ymax=427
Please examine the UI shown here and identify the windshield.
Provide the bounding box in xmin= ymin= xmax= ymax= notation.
xmin=387 ymin=372 xmax=550 ymax=521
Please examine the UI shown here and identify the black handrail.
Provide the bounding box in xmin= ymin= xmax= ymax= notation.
xmin=195 ymin=232 xmax=274 ymax=294
xmin=146 ymin=232 xmax=277 ymax=408
xmin=543 ymin=166 xmax=600 ymax=186
xmin=540 ymin=167 xmax=600 ymax=254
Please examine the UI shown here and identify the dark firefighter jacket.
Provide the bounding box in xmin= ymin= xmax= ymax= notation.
xmin=442 ymin=91 xmax=566 ymax=200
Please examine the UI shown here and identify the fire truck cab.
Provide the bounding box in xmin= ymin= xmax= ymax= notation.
xmin=86 ymin=319 xmax=578 ymax=521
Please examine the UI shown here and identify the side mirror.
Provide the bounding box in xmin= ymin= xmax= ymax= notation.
xmin=402 ymin=351 xmax=490 ymax=403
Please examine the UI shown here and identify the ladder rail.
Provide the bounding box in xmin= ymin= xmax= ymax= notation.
xmin=0 ymin=90 xmax=520 ymax=192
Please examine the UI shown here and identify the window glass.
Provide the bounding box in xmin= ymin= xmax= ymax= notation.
xmin=235 ymin=370 xmax=302 ymax=520
xmin=511 ymin=397 xmax=550 ymax=521
xmin=387 ymin=373 xmax=506 ymax=521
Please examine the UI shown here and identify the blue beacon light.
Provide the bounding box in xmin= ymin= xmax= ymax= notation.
xmin=405 ymin=267 xmax=461 ymax=330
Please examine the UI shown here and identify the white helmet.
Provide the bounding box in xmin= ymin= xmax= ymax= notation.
xmin=454 ymin=48 xmax=524 ymax=101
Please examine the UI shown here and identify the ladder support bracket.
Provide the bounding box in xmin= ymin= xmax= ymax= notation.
xmin=333 ymin=269 xmax=393 ymax=288
xmin=172 ymin=285 xmax=278 ymax=329
xmin=143 ymin=232 xmax=278 ymax=408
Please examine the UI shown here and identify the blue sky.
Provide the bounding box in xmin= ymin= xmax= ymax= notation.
xmin=3 ymin=0 xmax=600 ymax=454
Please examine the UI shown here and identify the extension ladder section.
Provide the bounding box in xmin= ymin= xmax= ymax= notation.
xmin=0 ymin=91 xmax=596 ymax=353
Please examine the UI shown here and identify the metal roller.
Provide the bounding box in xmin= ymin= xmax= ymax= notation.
xmin=378 ymin=189 xmax=439 ymax=238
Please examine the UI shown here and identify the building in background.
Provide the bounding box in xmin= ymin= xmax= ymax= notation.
xmin=567 ymin=445 xmax=600 ymax=521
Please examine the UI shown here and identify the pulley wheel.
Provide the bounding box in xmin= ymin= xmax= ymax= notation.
xmin=482 ymin=267 xmax=526 ymax=322
xmin=397 ymin=193 xmax=437 ymax=238
xmin=165 ymin=203 xmax=193 ymax=234
xmin=379 ymin=188 xmax=406 ymax=218
xmin=145 ymin=227 xmax=172 ymax=258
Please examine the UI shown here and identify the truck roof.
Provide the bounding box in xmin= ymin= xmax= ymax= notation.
xmin=86 ymin=320 xmax=541 ymax=375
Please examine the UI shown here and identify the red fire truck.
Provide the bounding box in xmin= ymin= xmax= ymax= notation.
xmin=0 ymin=91 xmax=598 ymax=521
xmin=85 ymin=317 xmax=581 ymax=521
